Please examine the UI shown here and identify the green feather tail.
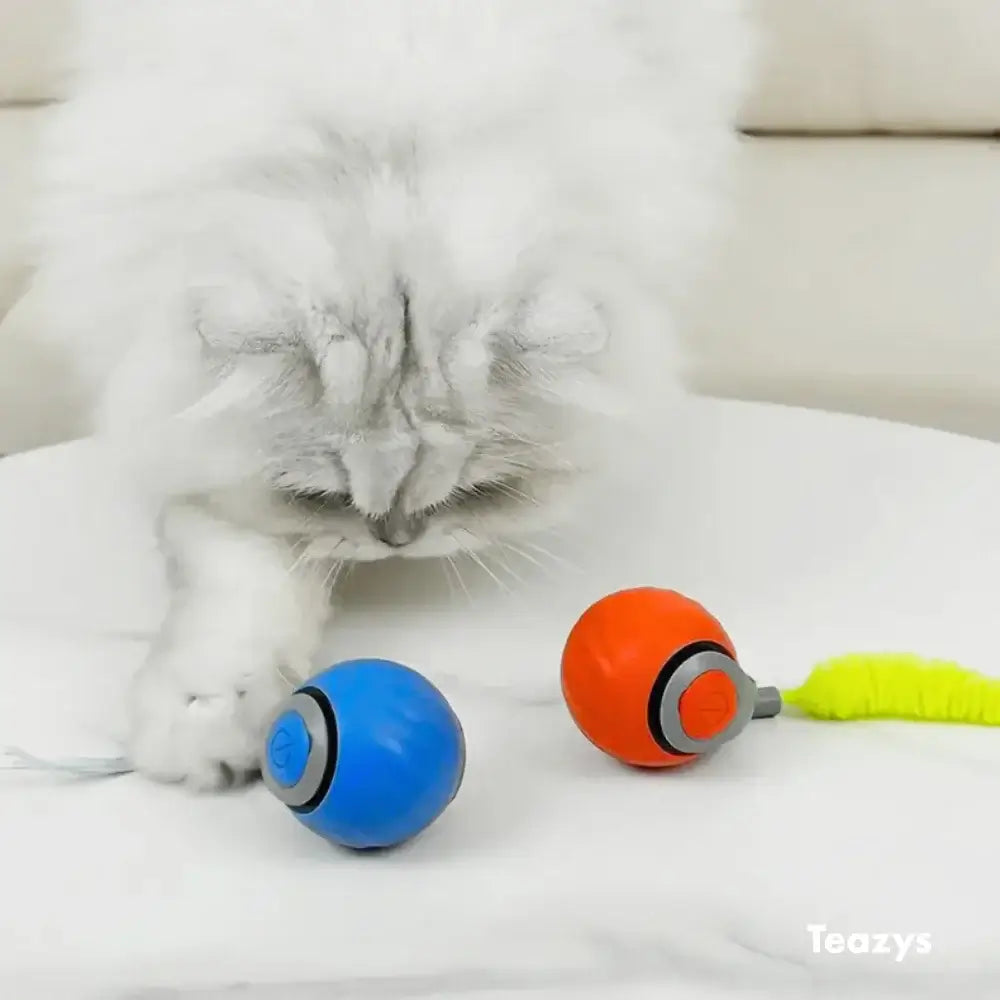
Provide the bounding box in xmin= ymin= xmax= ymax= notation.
xmin=781 ymin=653 xmax=1000 ymax=724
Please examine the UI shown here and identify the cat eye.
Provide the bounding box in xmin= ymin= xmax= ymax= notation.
xmin=285 ymin=488 xmax=353 ymax=512
xmin=280 ymin=480 xmax=524 ymax=518
xmin=449 ymin=479 xmax=522 ymax=507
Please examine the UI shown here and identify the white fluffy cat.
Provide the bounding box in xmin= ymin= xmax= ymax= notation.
xmin=12 ymin=0 xmax=752 ymax=788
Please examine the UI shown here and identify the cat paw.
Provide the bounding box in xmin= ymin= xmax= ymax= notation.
xmin=127 ymin=647 xmax=290 ymax=791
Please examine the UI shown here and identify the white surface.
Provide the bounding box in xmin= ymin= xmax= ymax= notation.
xmin=2 ymin=396 xmax=1000 ymax=999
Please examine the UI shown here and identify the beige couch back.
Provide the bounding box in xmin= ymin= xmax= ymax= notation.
xmin=0 ymin=0 xmax=73 ymax=103
xmin=745 ymin=0 xmax=1000 ymax=132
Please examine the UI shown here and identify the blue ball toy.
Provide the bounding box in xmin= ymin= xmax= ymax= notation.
xmin=260 ymin=658 xmax=466 ymax=850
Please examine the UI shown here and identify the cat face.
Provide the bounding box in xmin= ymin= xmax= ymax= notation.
xmin=166 ymin=129 xmax=660 ymax=563
xmin=193 ymin=229 xmax=615 ymax=563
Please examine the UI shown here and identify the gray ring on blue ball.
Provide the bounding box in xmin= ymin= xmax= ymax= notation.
xmin=260 ymin=692 xmax=330 ymax=808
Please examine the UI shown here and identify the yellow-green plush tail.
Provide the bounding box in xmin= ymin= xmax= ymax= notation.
xmin=781 ymin=653 xmax=1000 ymax=724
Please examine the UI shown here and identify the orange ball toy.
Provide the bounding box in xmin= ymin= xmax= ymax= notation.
xmin=560 ymin=587 xmax=780 ymax=767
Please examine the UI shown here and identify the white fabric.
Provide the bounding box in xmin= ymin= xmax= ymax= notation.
xmin=681 ymin=136 xmax=1000 ymax=440
xmin=744 ymin=0 xmax=1000 ymax=131
xmin=2 ymin=396 xmax=999 ymax=998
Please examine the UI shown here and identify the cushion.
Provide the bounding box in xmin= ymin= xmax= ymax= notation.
xmin=681 ymin=136 xmax=1000 ymax=439
xmin=2 ymin=396 xmax=999 ymax=997
xmin=0 ymin=108 xmax=45 ymax=320
xmin=744 ymin=0 xmax=1000 ymax=132
xmin=0 ymin=0 xmax=73 ymax=104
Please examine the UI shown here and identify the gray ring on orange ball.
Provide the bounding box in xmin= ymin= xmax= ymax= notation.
xmin=657 ymin=649 xmax=758 ymax=756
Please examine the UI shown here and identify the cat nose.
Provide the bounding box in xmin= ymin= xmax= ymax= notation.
xmin=369 ymin=508 xmax=428 ymax=548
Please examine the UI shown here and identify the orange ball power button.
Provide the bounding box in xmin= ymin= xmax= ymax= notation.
xmin=678 ymin=669 xmax=738 ymax=741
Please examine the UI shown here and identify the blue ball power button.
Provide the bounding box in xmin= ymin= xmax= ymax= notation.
xmin=266 ymin=710 xmax=312 ymax=788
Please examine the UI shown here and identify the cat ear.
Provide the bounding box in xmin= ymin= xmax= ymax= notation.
xmin=313 ymin=335 xmax=370 ymax=417
xmin=490 ymin=287 xmax=624 ymax=416
xmin=190 ymin=282 xmax=300 ymax=356
xmin=507 ymin=286 xmax=608 ymax=363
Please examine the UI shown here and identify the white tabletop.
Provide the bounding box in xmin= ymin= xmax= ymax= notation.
xmin=1 ymin=396 xmax=999 ymax=999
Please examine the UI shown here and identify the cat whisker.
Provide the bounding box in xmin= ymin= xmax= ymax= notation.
xmin=460 ymin=544 xmax=509 ymax=596
xmin=444 ymin=554 xmax=471 ymax=603
xmin=518 ymin=537 xmax=582 ymax=573
xmin=321 ymin=558 xmax=346 ymax=592
xmin=485 ymin=428 xmax=557 ymax=450
xmin=286 ymin=536 xmax=316 ymax=576
xmin=498 ymin=540 xmax=550 ymax=576
xmin=492 ymin=481 xmax=539 ymax=506
xmin=485 ymin=546 xmax=526 ymax=587
xmin=439 ymin=557 xmax=457 ymax=602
